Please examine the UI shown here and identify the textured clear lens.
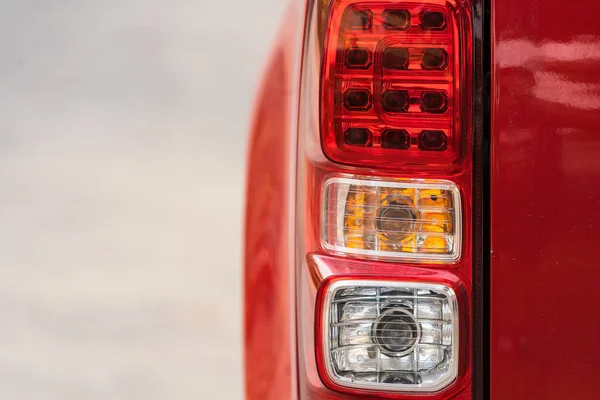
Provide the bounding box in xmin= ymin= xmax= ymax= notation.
xmin=322 ymin=177 xmax=461 ymax=261
xmin=323 ymin=281 xmax=458 ymax=392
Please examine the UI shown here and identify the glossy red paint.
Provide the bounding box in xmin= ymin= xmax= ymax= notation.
xmin=491 ymin=0 xmax=600 ymax=398
xmin=244 ymin=4 xmax=302 ymax=399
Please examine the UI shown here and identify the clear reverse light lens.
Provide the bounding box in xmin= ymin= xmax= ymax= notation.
xmin=322 ymin=177 xmax=461 ymax=262
xmin=322 ymin=280 xmax=458 ymax=392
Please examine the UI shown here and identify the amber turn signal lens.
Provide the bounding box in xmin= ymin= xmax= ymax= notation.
xmin=322 ymin=177 xmax=461 ymax=261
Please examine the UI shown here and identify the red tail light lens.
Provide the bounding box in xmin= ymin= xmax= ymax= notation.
xmin=321 ymin=0 xmax=469 ymax=170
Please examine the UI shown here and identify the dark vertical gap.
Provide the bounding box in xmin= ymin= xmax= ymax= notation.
xmin=482 ymin=0 xmax=491 ymax=393
xmin=473 ymin=0 xmax=491 ymax=397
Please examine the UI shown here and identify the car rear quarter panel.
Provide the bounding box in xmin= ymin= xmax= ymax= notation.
xmin=244 ymin=3 xmax=304 ymax=399
xmin=491 ymin=0 xmax=600 ymax=398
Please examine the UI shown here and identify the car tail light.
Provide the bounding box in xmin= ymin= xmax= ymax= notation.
xmin=322 ymin=177 xmax=461 ymax=261
xmin=320 ymin=280 xmax=459 ymax=392
xmin=321 ymin=0 xmax=468 ymax=170
xmin=295 ymin=0 xmax=474 ymax=398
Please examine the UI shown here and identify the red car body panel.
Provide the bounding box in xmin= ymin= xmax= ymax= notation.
xmin=244 ymin=4 xmax=302 ymax=399
xmin=491 ymin=0 xmax=600 ymax=398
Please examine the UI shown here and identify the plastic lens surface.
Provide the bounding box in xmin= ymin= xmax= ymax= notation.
xmin=323 ymin=280 xmax=458 ymax=392
xmin=322 ymin=177 xmax=461 ymax=261
xmin=320 ymin=0 xmax=468 ymax=169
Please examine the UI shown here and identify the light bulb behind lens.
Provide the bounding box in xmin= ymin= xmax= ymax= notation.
xmin=372 ymin=307 xmax=421 ymax=357
xmin=375 ymin=196 xmax=418 ymax=243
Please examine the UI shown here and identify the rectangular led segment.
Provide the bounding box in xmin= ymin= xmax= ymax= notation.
xmin=321 ymin=176 xmax=461 ymax=262
xmin=320 ymin=0 xmax=471 ymax=170
xmin=321 ymin=280 xmax=459 ymax=392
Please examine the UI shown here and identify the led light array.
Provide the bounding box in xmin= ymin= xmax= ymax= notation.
xmin=321 ymin=1 xmax=464 ymax=168
xmin=337 ymin=6 xmax=452 ymax=151
xmin=322 ymin=281 xmax=458 ymax=392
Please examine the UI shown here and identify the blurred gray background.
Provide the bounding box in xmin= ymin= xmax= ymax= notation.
xmin=0 ymin=0 xmax=287 ymax=398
